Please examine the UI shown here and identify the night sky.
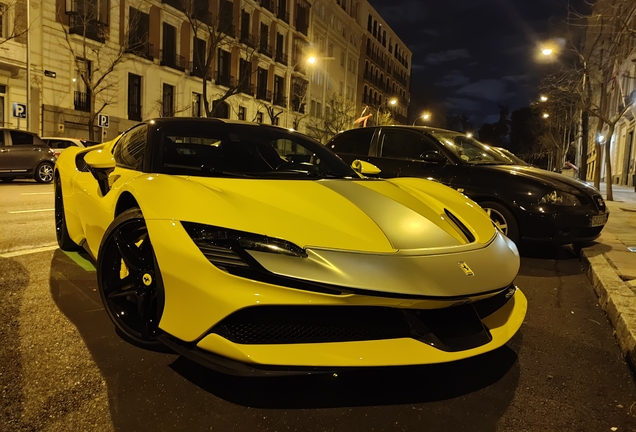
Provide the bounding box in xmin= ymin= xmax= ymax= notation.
xmin=369 ymin=0 xmax=584 ymax=130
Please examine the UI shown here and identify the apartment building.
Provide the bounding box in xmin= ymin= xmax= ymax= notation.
xmin=1 ymin=0 xmax=409 ymax=141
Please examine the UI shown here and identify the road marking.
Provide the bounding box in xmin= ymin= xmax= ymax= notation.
xmin=21 ymin=192 xmax=54 ymax=195
xmin=0 ymin=245 xmax=59 ymax=258
xmin=8 ymin=208 xmax=55 ymax=214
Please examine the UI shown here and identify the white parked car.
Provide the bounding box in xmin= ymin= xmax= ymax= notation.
xmin=42 ymin=137 xmax=100 ymax=157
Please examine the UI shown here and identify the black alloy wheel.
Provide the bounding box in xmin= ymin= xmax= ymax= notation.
xmin=479 ymin=201 xmax=520 ymax=244
xmin=97 ymin=208 xmax=164 ymax=347
xmin=54 ymin=175 xmax=80 ymax=251
xmin=35 ymin=162 xmax=54 ymax=183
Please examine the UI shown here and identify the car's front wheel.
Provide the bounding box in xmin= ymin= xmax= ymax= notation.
xmin=97 ymin=208 xmax=164 ymax=347
xmin=479 ymin=201 xmax=520 ymax=243
xmin=35 ymin=162 xmax=54 ymax=183
xmin=54 ymin=175 xmax=80 ymax=251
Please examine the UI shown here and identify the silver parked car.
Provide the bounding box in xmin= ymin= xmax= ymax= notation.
xmin=42 ymin=137 xmax=101 ymax=157
xmin=0 ymin=129 xmax=57 ymax=183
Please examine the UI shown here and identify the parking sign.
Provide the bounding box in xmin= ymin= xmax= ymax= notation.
xmin=98 ymin=114 xmax=109 ymax=128
xmin=12 ymin=103 xmax=27 ymax=118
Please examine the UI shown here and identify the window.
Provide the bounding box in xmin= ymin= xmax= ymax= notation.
xmin=127 ymin=7 xmax=150 ymax=59
xmin=74 ymin=58 xmax=91 ymax=112
xmin=327 ymin=43 xmax=333 ymax=57
xmin=256 ymin=112 xmax=263 ymax=123
xmin=340 ymin=50 xmax=345 ymax=67
xmin=316 ymin=102 xmax=322 ymax=119
xmin=128 ymin=73 xmax=142 ymax=121
xmin=0 ymin=84 xmax=5 ymax=126
xmin=162 ymin=83 xmax=174 ymax=117
xmin=47 ymin=139 xmax=76 ymax=149
xmin=339 ymin=81 xmax=344 ymax=96
xmin=346 ymin=85 xmax=352 ymax=100
xmin=0 ymin=4 xmax=5 ymax=39
xmin=114 ymin=125 xmax=147 ymax=171
xmin=380 ymin=130 xmax=438 ymax=160
xmin=295 ymin=0 xmax=310 ymax=36
xmin=192 ymin=93 xmax=201 ymax=117
xmin=9 ymin=131 xmax=35 ymax=145
xmin=238 ymin=106 xmax=246 ymax=121
xmin=161 ymin=23 xmax=182 ymax=70
xmin=328 ymin=128 xmax=373 ymax=156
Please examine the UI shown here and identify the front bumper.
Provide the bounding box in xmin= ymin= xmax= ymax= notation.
xmin=517 ymin=205 xmax=609 ymax=243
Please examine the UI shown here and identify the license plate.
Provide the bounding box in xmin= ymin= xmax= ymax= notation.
xmin=590 ymin=214 xmax=607 ymax=227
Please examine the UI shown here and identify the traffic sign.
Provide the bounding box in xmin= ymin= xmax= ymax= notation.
xmin=98 ymin=114 xmax=109 ymax=128
xmin=12 ymin=103 xmax=27 ymax=118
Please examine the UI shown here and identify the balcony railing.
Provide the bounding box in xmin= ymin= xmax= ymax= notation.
xmin=74 ymin=91 xmax=91 ymax=112
xmin=239 ymin=33 xmax=257 ymax=48
xmin=277 ymin=10 xmax=289 ymax=23
xmin=272 ymin=93 xmax=287 ymax=107
xmin=68 ymin=14 xmax=107 ymax=43
xmin=126 ymin=42 xmax=154 ymax=61
xmin=162 ymin=0 xmax=184 ymax=12
xmin=260 ymin=0 xmax=276 ymax=14
xmin=128 ymin=105 xmax=142 ymax=121
xmin=190 ymin=61 xmax=211 ymax=79
xmin=238 ymin=81 xmax=255 ymax=96
xmin=220 ymin=23 xmax=235 ymax=38
xmin=275 ymin=51 xmax=288 ymax=65
xmin=259 ymin=43 xmax=273 ymax=58
xmin=256 ymin=88 xmax=272 ymax=101
xmin=291 ymin=98 xmax=305 ymax=113
xmin=216 ymin=72 xmax=235 ymax=87
xmin=160 ymin=51 xmax=186 ymax=71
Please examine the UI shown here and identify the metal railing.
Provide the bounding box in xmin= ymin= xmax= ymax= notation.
xmin=162 ymin=0 xmax=184 ymax=11
xmin=259 ymin=43 xmax=273 ymax=58
xmin=275 ymin=51 xmax=288 ymax=65
xmin=256 ymin=88 xmax=272 ymax=101
xmin=277 ymin=10 xmax=289 ymax=23
xmin=239 ymin=33 xmax=257 ymax=48
xmin=126 ymin=41 xmax=154 ymax=60
xmin=216 ymin=71 xmax=235 ymax=87
xmin=68 ymin=14 xmax=107 ymax=43
xmin=160 ymin=50 xmax=186 ymax=71
xmin=260 ymin=0 xmax=276 ymax=14
xmin=272 ymin=93 xmax=287 ymax=107
xmin=220 ymin=23 xmax=235 ymax=38
xmin=74 ymin=91 xmax=91 ymax=112
xmin=190 ymin=61 xmax=211 ymax=79
xmin=238 ymin=81 xmax=254 ymax=96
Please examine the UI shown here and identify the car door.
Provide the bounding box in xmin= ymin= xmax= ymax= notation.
xmin=5 ymin=131 xmax=41 ymax=172
xmin=0 ymin=130 xmax=12 ymax=171
xmin=370 ymin=128 xmax=454 ymax=182
xmin=326 ymin=128 xmax=376 ymax=165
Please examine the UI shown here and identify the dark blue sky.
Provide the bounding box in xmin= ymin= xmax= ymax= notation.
xmin=369 ymin=0 xmax=583 ymax=129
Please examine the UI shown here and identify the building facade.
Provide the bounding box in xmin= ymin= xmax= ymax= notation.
xmin=1 ymin=0 xmax=409 ymax=142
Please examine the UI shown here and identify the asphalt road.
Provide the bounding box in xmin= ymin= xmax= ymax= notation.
xmin=1 ymin=181 xmax=636 ymax=431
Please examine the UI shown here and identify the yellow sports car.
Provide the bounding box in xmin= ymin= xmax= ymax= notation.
xmin=54 ymin=118 xmax=526 ymax=375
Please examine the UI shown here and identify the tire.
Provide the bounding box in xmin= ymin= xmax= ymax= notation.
xmin=54 ymin=175 xmax=80 ymax=251
xmin=479 ymin=201 xmax=520 ymax=244
xmin=97 ymin=208 xmax=164 ymax=347
xmin=34 ymin=162 xmax=54 ymax=183
xmin=0 ymin=177 xmax=16 ymax=182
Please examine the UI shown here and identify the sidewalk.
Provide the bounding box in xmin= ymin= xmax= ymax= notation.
xmin=580 ymin=182 xmax=636 ymax=370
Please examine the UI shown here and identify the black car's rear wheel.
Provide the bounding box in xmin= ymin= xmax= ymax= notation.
xmin=480 ymin=201 xmax=519 ymax=243
xmin=97 ymin=208 xmax=164 ymax=347
xmin=35 ymin=162 xmax=54 ymax=183
xmin=54 ymin=175 xmax=80 ymax=251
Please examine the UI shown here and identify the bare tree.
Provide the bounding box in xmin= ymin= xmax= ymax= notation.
xmin=0 ymin=0 xmax=28 ymax=46
xmin=184 ymin=1 xmax=259 ymax=118
xmin=58 ymin=1 xmax=143 ymax=140
xmin=313 ymin=93 xmax=357 ymax=141
xmin=289 ymin=76 xmax=309 ymax=130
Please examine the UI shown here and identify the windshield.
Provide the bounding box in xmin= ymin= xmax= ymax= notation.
xmin=158 ymin=123 xmax=358 ymax=179
xmin=428 ymin=130 xmax=513 ymax=165
xmin=493 ymin=147 xmax=529 ymax=166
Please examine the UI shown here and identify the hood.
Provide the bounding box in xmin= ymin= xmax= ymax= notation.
xmin=138 ymin=176 xmax=496 ymax=254
xmin=474 ymin=164 xmax=599 ymax=196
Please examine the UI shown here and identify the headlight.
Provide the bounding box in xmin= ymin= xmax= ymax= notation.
xmin=539 ymin=190 xmax=580 ymax=206
xmin=182 ymin=222 xmax=307 ymax=270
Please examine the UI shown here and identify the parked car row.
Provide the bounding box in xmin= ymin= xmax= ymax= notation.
xmin=0 ymin=129 xmax=98 ymax=183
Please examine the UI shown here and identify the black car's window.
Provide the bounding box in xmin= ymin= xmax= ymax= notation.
xmin=159 ymin=123 xmax=357 ymax=179
xmin=10 ymin=131 xmax=35 ymax=145
xmin=430 ymin=130 xmax=511 ymax=165
xmin=327 ymin=128 xmax=374 ymax=156
xmin=379 ymin=130 xmax=438 ymax=160
xmin=114 ymin=125 xmax=147 ymax=170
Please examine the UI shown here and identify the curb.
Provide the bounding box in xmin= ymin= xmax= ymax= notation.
xmin=581 ymin=248 xmax=636 ymax=372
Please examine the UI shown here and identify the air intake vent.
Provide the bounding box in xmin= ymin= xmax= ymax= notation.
xmin=444 ymin=209 xmax=475 ymax=243
xmin=192 ymin=240 xmax=249 ymax=268
xmin=75 ymin=153 xmax=90 ymax=172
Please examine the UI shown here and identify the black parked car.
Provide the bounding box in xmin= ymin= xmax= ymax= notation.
xmin=327 ymin=126 xmax=608 ymax=244
xmin=0 ymin=129 xmax=57 ymax=183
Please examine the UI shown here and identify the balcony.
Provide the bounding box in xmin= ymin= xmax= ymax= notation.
xmin=256 ymin=88 xmax=272 ymax=102
xmin=125 ymin=42 xmax=154 ymax=61
xmin=216 ymin=72 xmax=235 ymax=87
xmin=190 ymin=61 xmax=211 ymax=79
xmin=68 ymin=14 xmax=107 ymax=43
xmin=238 ymin=81 xmax=255 ymax=96
xmin=220 ymin=23 xmax=235 ymax=38
xmin=128 ymin=105 xmax=142 ymax=121
xmin=260 ymin=0 xmax=276 ymax=14
xmin=291 ymin=98 xmax=305 ymax=113
xmin=272 ymin=93 xmax=287 ymax=107
xmin=259 ymin=43 xmax=273 ymax=58
xmin=277 ymin=10 xmax=289 ymax=23
xmin=275 ymin=51 xmax=288 ymax=66
xmin=162 ymin=0 xmax=184 ymax=12
xmin=160 ymin=51 xmax=186 ymax=71
xmin=74 ymin=91 xmax=91 ymax=112
xmin=239 ymin=33 xmax=257 ymax=48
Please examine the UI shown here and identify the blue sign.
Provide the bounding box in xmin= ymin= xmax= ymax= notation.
xmin=12 ymin=103 xmax=27 ymax=118
xmin=98 ymin=114 xmax=109 ymax=128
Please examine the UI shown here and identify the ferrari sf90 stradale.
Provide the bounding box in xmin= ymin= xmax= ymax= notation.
xmin=55 ymin=118 xmax=526 ymax=375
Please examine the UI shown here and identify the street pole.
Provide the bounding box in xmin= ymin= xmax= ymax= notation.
xmin=579 ymin=63 xmax=589 ymax=181
xmin=26 ymin=0 xmax=31 ymax=132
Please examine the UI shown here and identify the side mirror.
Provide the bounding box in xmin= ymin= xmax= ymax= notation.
xmin=351 ymin=159 xmax=381 ymax=175
xmin=84 ymin=148 xmax=116 ymax=169
xmin=84 ymin=149 xmax=115 ymax=195
xmin=420 ymin=151 xmax=446 ymax=164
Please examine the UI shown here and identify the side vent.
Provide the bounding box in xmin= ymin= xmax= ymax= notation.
xmin=444 ymin=209 xmax=475 ymax=243
xmin=75 ymin=152 xmax=91 ymax=172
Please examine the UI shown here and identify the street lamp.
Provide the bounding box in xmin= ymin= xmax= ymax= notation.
xmin=412 ymin=112 xmax=431 ymax=125
xmin=376 ymin=97 xmax=398 ymax=125
xmin=540 ymin=95 xmax=548 ymax=102
xmin=466 ymin=132 xmax=473 ymax=138
xmin=542 ymin=113 xmax=550 ymax=119
xmin=541 ymin=48 xmax=553 ymax=56
xmin=286 ymin=56 xmax=316 ymax=128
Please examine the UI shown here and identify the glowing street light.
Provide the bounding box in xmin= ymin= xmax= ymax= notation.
xmin=540 ymin=95 xmax=548 ymax=102
xmin=466 ymin=132 xmax=473 ymax=138
xmin=542 ymin=113 xmax=550 ymax=119
xmin=376 ymin=98 xmax=398 ymax=125
xmin=412 ymin=112 xmax=431 ymax=125
xmin=541 ymin=48 xmax=553 ymax=56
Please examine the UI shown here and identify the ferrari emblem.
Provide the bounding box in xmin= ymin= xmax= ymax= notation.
xmin=458 ymin=262 xmax=474 ymax=276
xmin=142 ymin=273 xmax=153 ymax=286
